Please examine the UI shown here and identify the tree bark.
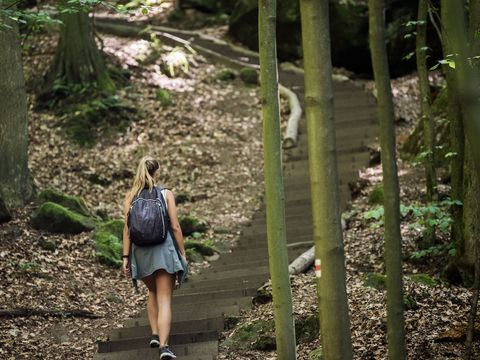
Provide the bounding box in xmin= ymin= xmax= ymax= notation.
xmin=0 ymin=2 xmax=35 ymax=208
xmin=43 ymin=4 xmax=115 ymax=95
xmin=416 ymin=0 xmax=436 ymax=247
xmin=258 ymin=0 xmax=296 ymax=358
xmin=440 ymin=0 xmax=465 ymax=272
xmin=368 ymin=1 xmax=406 ymax=359
xmin=441 ymin=0 xmax=480 ymax=284
xmin=299 ymin=0 xmax=353 ymax=359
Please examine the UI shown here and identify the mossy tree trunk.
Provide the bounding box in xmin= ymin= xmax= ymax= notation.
xmin=368 ymin=1 xmax=406 ymax=359
xmin=416 ymin=0 xmax=436 ymax=247
xmin=44 ymin=3 xmax=115 ymax=94
xmin=0 ymin=2 xmax=35 ymax=208
xmin=299 ymin=0 xmax=353 ymax=359
xmin=258 ymin=0 xmax=296 ymax=358
xmin=440 ymin=0 xmax=465 ymax=269
xmin=441 ymin=0 xmax=480 ymax=284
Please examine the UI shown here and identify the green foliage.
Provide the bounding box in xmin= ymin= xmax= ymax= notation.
xmin=17 ymin=261 xmax=41 ymax=273
xmin=156 ymin=89 xmax=172 ymax=106
xmin=239 ymin=67 xmax=259 ymax=85
xmin=32 ymin=202 xmax=96 ymax=234
xmin=309 ymin=347 xmax=324 ymax=360
xmin=185 ymin=248 xmax=203 ymax=263
xmin=184 ymin=239 xmax=216 ymax=256
xmin=362 ymin=272 xmax=386 ymax=290
xmin=408 ymin=273 xmax=439 ymax=287
xmin=403 ymin=293 xmax=418 ymax=311
xmin=37 ymin=188 xmax=91 ymax=217
xmin=409 ymin=242 xmax=456 ymax=261
xmin=368 ymin=184 xmax=384 ymax=205
xmin=363 ymin=199 xmax=459 ymax=237
xmin=216 ymin=69 xmax=236 ymax=81
xmin=223 ymin=319 xmax=276 ymax=351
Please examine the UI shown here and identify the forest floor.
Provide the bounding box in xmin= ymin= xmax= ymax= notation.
xmin=0 ymin=8 xmax=478 ymax=359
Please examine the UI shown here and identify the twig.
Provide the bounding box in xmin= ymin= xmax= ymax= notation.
xmin=427 ymin=0 xmax=443 ymax=45
xmin=0 ymin=308 xmax=102 ymax=319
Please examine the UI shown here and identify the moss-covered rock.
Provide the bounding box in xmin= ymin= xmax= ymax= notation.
xmin=95 ymin=231 xmax=123 ymax=267
xmin=368 ymin=185 xmax=384 ymax=205
xmin=32 ymin=202 xmax=96 ymax=234
xmin=37 ymin=188 xmax=91 ymax=217
xmin=94 ymin=219 xmax=125 ymax=267
xmin=223 ymin=319 xmax=276 ymax=351
xmin=239 ymin=67 xmax=259 ymax=85
xmin=39 ymin=238 xmax=57 ymax=252
xmin=185 ymin=239 xmax=216 ymax=256
xmin=409 ymin=273 xmax=439 ymax=287
xmin=0 ymin=198 xmax=12 ymax=224
xmin=363 ymin=272 xmax=387 ymax=290
xmin=180 ymin=215 xmax=208 ymax=236
xmin=295 ymin=315 xmax=320 ymax=343
xmin=216 ymin=68 xmax=236 ymax=81
xmin=156 ymin=89 xmax=172 ymax=106
xmin=185 ymin=248 xmax=204 ymax=263
xmin=309 ymin=346 xmax=324 ymax=360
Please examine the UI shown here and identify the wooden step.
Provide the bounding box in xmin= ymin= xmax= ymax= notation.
xmin=98 ymin=330 xmax=218 ymax=353
xmin=173 ymin=287 xmax=258 ymax=304
xmin=109 ymin=316 xmax=225 ymax=340
xmin=94 ymin=340 xmax=218 ymax=359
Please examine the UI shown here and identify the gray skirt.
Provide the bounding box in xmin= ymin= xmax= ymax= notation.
xmin=131 ymin=231 xmax=188 ymax=287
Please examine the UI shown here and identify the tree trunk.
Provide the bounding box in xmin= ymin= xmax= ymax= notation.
xmin=299 ymin=1 xmax=353 ymax=359
xmin=441 ymin=0 xmax=480 ymax=284
xmin=0 ymin=2 xmax=35 ymax=208
xmin=258 ymin=0 xmax=296 ymax=358
xmin=440 ymin=0 xmax=465 ymax=272
xmin=368 ymin=1 xmax=406 ymax=359
xmin=416 ymin=0 xmax=436 ymax=247
xmin=44 ymin=5 xmax=115 ymax=95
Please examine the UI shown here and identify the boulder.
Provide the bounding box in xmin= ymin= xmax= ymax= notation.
xmin=179 ymin=215 xmax=208 ymax=236
xmin=37 ymin=188 xmax=91 ymax=217
xmin=32 ymin=202 xmax=96 ymax=234
xmin=185 ymin=239 xmax=217 ymax=256
xmin=0 ymin=198 xmax=12 ymax=224
xmin=95 ymin=219 xmax=125 ymax=267
xmin=239 ymin=67 xmax=258 ymax=85
xmin=228 ymin=0 xmax=435 ymax=77
xmin=222 ymin=319 xmax=276 ymax=351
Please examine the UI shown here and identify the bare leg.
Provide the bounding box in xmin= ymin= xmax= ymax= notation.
xmin=154 ymin=269 xmax=175 ymax=346
xmin=141 ymin=274 xmax=158 ymax=335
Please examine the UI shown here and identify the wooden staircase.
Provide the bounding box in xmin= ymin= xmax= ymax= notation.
xmin=94 ymin=20 xmax=378 ymax=360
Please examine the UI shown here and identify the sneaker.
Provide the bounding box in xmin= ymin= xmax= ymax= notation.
xmin=149 ymin=334 xmax=160 ymax=348
xmin=159 ymin=346 xmax=177 ymax=359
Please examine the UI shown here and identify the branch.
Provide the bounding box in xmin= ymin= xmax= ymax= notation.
xmin=0 ymin=308 xmax=102 ymax=319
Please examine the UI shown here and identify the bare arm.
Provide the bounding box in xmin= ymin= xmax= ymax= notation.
xmin=122 ymin=193 xmax=133 ymax=275
xmin=166 ymin=190 xmax=186 ymax=256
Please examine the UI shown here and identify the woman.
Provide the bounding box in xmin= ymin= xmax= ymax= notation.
xmin=122 ymin=155 xmax=188 ymax=359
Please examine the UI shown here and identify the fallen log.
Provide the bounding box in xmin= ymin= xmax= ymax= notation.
xmin=0 ymin=308 xmax=102 ymax=319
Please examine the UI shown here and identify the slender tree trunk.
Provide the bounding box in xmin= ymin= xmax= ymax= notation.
xmin=258 ymin=0 xmax=296 ymax=358
xmin=442 ymin=0 xmax=480 ymax=284
xmin=368 ymin=1 xmax=406 ymax=359
xmin=440 ymin=0 xmax=465 ymax=275
xmin=43 ymin=3 xmax=115 ymax=96
xmin=299 ymin=1 xmax=353 ymax=359
xmin=0 ymin=2 xmax=35 ymax=208
xmin=416 ymin=0 xmax=437 ymax=247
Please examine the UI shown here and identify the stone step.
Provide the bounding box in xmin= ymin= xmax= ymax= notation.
xmin=181 ymin=274 xmax=267 ymax=293
xmin=201 ymin=259 xmax=268 ymax=272
xmin=187 ymin=266 xmax=270 ymax=282
xmin=93 ymin=341 xmax=218 ymax=359
xmin=98 ymin=330 xmax=218 ymax=353
xmin=109 ymin=316 xmax=225 ymax=340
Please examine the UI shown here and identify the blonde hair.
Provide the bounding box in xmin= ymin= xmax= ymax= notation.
xmin=129 ymin=155 xmax=160 ymax=198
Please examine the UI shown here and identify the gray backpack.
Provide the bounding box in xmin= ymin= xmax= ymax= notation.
xmin=128 ymin=186 xmax=169 ymax=246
